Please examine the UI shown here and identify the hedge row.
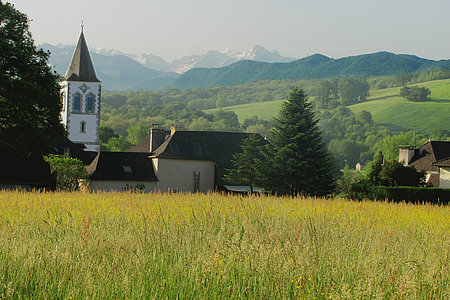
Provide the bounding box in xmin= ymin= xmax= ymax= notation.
xmin=374 ymin=186 xmax=450 ymax=205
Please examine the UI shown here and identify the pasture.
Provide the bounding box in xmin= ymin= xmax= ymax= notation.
xmin=0 ymin=191 xmax=448 ymax=299
xmin=205 ymin=79 xmax=450 ymax=133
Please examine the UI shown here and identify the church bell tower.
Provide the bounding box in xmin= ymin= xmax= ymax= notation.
xmin=60 ymin=27 xmax=101 ymax=152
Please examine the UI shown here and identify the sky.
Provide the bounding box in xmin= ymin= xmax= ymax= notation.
xmin=7 ymin=0 xmax=450 ymax=62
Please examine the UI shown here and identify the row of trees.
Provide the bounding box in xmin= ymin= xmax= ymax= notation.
xmin=313 ymin=78 xmax=370 ymax=108
xmin=224 ymin=88 xmax=335 ymax=196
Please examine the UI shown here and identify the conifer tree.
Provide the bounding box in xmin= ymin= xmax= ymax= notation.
xmin=223 ymin=134 xmax=266 ymax=193
xmin=269 ymin=87 xmax=335 ymax=196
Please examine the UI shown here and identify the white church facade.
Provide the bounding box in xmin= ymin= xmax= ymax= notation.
xmin=61 ymin=28 xmax=101 ymax=152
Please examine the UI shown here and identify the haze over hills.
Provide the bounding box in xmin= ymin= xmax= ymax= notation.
xmin=41 ymin=43 xmax=450 ymax=91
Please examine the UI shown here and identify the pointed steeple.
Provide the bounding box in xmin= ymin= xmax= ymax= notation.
xmin=64 ymin=28 xmax=100 ymax=82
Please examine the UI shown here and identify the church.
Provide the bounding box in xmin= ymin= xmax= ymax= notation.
xmin=60 ymin=29 xmax=263 ymax=193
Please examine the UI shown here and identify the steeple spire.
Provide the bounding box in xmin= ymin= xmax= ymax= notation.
xmin=64 ymin=28 xmax=100 ymax=82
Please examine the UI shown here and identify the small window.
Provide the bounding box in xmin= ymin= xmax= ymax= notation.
xmin=170 ymin=142 xmax=180 ymax=153
xmin=86 ymin=94 xmax=95 ymax=113
xmin=122 ymin=165 xmax=132 ymax=174
xmin=80 ymin=121 xmax=86 ymax=133
xmin=192 ymin=143 xmax=202 ymax=155
xmin=73 ymin=93 xmax=81 ymax=113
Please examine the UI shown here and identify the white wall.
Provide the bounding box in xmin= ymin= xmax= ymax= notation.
xmin=439 ymin=167 xmax=450 ymax=189
xmin=152 ymin=158 xmax=215 ymax=193
xmin=91 ymin=181 xmax=157 ymax=192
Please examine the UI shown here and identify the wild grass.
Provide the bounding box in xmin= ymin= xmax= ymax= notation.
xmin=0 ymin=191 xmax=448 ymax=299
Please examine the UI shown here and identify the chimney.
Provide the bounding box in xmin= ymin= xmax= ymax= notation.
xmin=149 ymin=124 xmax=165 ymax=152
xmin=399 ymin=145 xmax=415 ymax=165
xmin=170 ymin=125 xmax=182 ymax=136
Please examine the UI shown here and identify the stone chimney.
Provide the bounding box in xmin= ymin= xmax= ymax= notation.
xmin=149 ymin=124 xmax=165 ymax=152
xmin=399 ymin=145 xmax=415 ymax=165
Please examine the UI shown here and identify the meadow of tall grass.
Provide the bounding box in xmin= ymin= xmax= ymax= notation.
xmin=0 ymin=191 xmax=448 ymax=299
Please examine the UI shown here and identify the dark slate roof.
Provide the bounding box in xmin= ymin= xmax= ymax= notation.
xmin=86 ymin=152 xmax=157 ymax=182
xmin=50 ymin=136 xmax=97 ymax=165
xmin=434 ymin=157 xmax=450 ymax=167
xmin=64 ymin=30 xmax=100 ymax=82
xmin=408 ymin=141 xmax=450 ymax=172
xmin=0 ymin=147 xmax=54 ymax=188
xmin=149 ymin=131 xmax=268 ymax=185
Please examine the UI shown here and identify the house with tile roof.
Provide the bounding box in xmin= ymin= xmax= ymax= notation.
xmin=399 ymin=141 xmax=450 ymax=188
xmin=128 ymin=127 xmax=266 ymax=193
xmin=86 ymin=152 xmax=158 ymax=192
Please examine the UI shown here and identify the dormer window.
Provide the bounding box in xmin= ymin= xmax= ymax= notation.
xmin=170 ymin=142 xmax=180 ymax=153
xmin=192 ymin=143 xmax=202 ymax=155
xmin=73 ymin=93 xmax=81 ymax=113
xmin=122 ymin=165 xmax=132 ymax=174
xmin=86 ymin=94 xmax=95 ymax=113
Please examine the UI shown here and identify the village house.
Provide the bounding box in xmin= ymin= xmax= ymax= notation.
xmin=399 ymin=141 xmax=450 ymax=188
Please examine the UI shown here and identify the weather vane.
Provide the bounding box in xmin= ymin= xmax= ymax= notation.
xmin=81 ymin=21 xmax=84 ymax=32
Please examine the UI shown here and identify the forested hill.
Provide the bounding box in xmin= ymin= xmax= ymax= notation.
xmin=170 ymin=52 xmax=450 ymax=89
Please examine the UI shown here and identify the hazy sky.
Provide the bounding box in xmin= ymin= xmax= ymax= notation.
xmin=8 ymin=0 xmax=450 ymax=61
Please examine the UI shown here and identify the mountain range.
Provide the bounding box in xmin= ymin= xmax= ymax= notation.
xmin=41 ymin=43 xmax=450 ymax=91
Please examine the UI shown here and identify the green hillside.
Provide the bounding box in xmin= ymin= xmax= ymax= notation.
xmin=206 ymin=79 xmax=450 ymax=133
xmin=172 ymin=52 xmax=450 ymax=90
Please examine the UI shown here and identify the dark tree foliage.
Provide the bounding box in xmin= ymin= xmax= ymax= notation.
xmin=0 ymin=2 xmax=64 ymax=155
xmin=269 ymin=87 xmax=335 ymax=196
xmin=399 ymin=86 xmax=431 ymax=102
xmin=379 ymin=160 xmax=426 ymax=187
xmin=223 ymin=134 xmax=267 ymax=193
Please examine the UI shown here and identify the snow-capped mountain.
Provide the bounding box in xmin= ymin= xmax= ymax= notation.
xmin=167 ymin=45 xmax=296 ymax=73
xmin=42 ymin=43 xmax=296 ymax=74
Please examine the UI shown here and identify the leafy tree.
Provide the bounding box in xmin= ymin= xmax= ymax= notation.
xmin=338 ymin=78 xmax=369 ymax=105
xmin=223 ymin=134 xmax=266 ymax=193
xmin=268 ymin=87 xmax=335 ymax=196
xmin=399 ymin=86 xmax=431 ymax=102
xmin=43 ymin=154 xmax=88 ymax=191
xmin=379 ymin=160 xmax=425 ymax=187
xmin=0 ymin=2 xmax=64 ymax=155
xmin=365 ymin=151 xmax=384 ymax=184
xmin=103 ymin=136 xmax=132 ymax=152
xmin=315 ymin=79 xmax=338 ymax=108
xmin=127 ymin=123 xmax=148 ymax=145
xmin=99 ymin=126 xmax=118 ymax=144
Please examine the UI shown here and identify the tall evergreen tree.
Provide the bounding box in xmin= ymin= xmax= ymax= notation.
xmin=269 ymin=87 xmax=335 ymax=196
xmin=0 ymin=1 xmax=64 ymax=155
xmin=223 ymin=134 xmax=266 ymax=193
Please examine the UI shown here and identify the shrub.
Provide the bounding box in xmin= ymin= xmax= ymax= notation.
xmin=374 ymin=186 xmax=450 ymax=205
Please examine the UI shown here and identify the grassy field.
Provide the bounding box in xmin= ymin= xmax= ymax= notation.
xmin=205 ymin=79 xmax=450 ymax=133
xmin=0 ymin=191 xmax=448 ymax=299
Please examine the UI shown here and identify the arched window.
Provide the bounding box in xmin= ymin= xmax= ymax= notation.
xmin=86 ymin=94 xmax=95 ymax=113
xmin=73 ymin=93 xmax=81 ymax=113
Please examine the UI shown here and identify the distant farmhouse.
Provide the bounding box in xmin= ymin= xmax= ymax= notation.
xmin=399 ymin=141 xmax=450 ymax=188
xmin=56 ymin=29 xmax=261 ymax=193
